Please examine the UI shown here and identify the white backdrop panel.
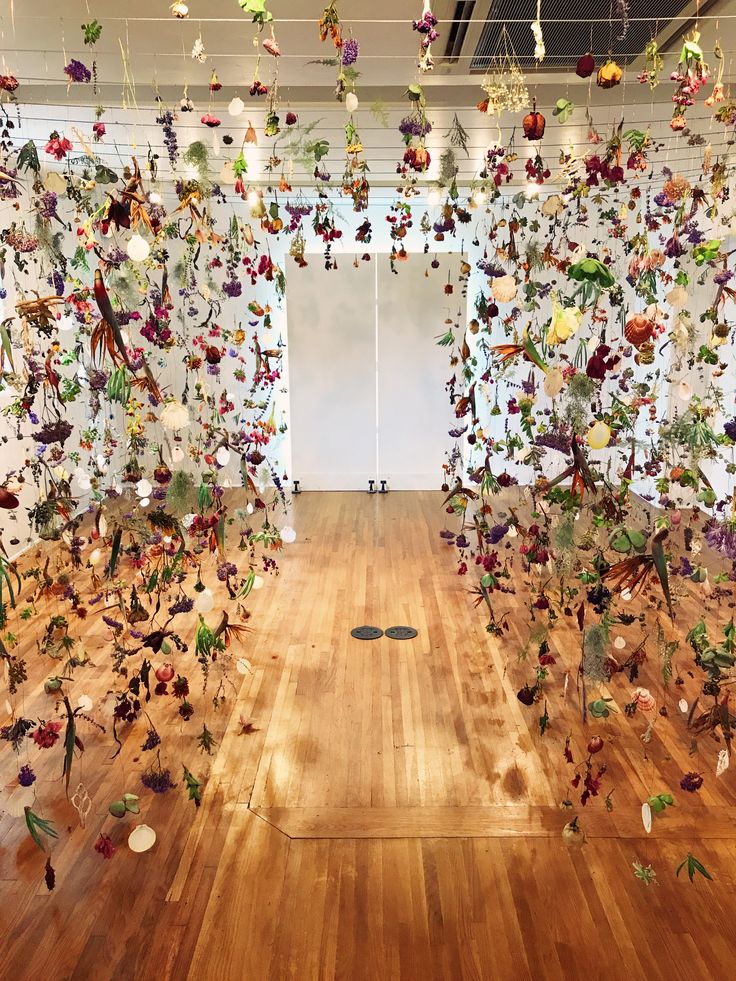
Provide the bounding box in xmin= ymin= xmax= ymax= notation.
xmin=286 ymin=259 xmax=376 ymax=490
xmin=376 ymin=259 xmax=458 ymax=490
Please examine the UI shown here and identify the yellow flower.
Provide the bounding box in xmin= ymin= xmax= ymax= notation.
xmin=547 ymin=295 xmax=583 ymax=345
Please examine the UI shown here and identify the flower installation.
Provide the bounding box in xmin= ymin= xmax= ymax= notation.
xmin=0 ymin=6 xmax=735 ymax=898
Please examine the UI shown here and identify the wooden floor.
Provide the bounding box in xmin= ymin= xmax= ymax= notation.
xmin=2 ymin=492 xmax=736 ymax=980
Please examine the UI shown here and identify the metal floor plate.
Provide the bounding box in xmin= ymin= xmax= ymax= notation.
xmin=385 ymin=626 xmax=418 ymax=640
xmin=351 ymin=625 xmax=384 ymax=640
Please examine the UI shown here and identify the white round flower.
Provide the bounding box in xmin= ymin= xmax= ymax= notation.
xmin=160 ymin=400 xmax=190 ymax=431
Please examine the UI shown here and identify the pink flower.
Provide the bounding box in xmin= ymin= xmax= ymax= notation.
xmin=200 ymin=113 xmax=221 ymax=128
xmin=45 ymin=132 xmax=73 ymax=160
xmin=92 ymin=122 xmax=106 ymax=141
xmin=33 ymin=720 xmax=62 ymax=748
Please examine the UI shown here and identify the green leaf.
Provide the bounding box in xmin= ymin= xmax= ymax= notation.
xmin=82 ymin=20 xmax=103 ymax=46
xmin=611 ymin=533 xmax=632 ymax=553
xmin=182 ymin=766 xmax=203 ymax=807
xmin=95 ymin=164 xmax=119 ymax=185
xmin=17 ymin=140 xmax=40 ymax=175
xmin=370 ymin=100 xmax=389 ymax=128
xmin=238 ymin=0 xmax=272 ymax=23
xmin=24 ymin=807 xmax=59 ymax=851
xmin=232 ymin=151 xmax=248 ymax=178
xmin=627 ymin=530 xmax=647 ymax=550
xmin=676 ymin=852 xmax=713 ymax=882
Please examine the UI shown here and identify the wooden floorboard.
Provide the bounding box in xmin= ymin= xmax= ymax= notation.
xmin=251 ymin=803 xmax=736 ymax=839
xmin=3 ymin=491 xmax=736 ymax=980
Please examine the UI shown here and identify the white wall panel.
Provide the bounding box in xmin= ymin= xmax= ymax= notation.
xmin=376 ymin=259 xmax=458 ymax=490
xmin=285 ymin=259 xmax=376 ymax=490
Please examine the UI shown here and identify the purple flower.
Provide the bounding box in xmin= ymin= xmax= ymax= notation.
xmin=222 ymin=278 xmax=242 ymax=298
xmin=141 ymin=766 xmax=176 ymax=793
xmin=31 ymin=419 xmax=74 ymax=445
xmin=487 ymin=524 xmax=509 ymax=545
xmin=536 ymin=430 xmax=572 ymax=454
xmin=169 ymin=595 xmax=194 ymax=615
xmin=18 ymin=764 xmax=36 ymax=787
xmin=680 ymin=771 xmax=704 ymax=793
xmin=216 ymin=561 xmax=238 ymax=581
xmin=64 ymin=59 xmax=92 ymax=84
xmin=704 ymin=519 xmax=736 ymax=560
xmin=38 ymin=191 xmax=58 ymax=219
xmin=399 ymin=115 xmax=432 ymax=139
xmin=141 ymin=728 xmax=161 ymax=752
xmin=341 ymin=38 xmax=360 ymax=66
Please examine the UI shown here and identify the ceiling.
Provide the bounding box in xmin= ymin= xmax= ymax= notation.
xmin=3 ymin=0 xmax=734 ymax=108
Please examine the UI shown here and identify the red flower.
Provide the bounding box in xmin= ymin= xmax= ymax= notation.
xmin=92 ymin=122 xmax=106 ymax=141
xmin=45 ymin=132 xmax=73 ymax=160
xmin=95 ymin=833 xmax=116 ymax=859
xmin=33 ymin=720 xmax=62 ymax=748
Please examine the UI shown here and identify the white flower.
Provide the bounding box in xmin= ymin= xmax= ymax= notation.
xmin=543 ymin=366 xmax=565 ymax=397
xmin=666 ymin=285 xmax=688 ymax=308
xmin=160 ymin=400 xmax=190 ymax=431
xmin=191 ymin=37 xmax=206 ymax=62
xmin=541 ymin=194 xmax=564 ymax=217
xmin=491 ymin=274 xmax=517 ymax=303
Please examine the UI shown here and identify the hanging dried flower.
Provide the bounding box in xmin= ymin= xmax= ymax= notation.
xmin=523 ymin=103 xmax=546 ymax=141
xmin=64 ymin=59 xmax=92 ymax=84
xmin=45 ymin=132 xmax=73 ymax=160
xmin=576 ymin=53 xmax=595 ymax=78
xmin=191 ymin=37 xmax=206 ymax=62
xmin=491 ymin=274 xmax=518 ymax=304
xmin=160 ymin=400 xmax=190 ymax=431
xmin=597 ymin=59 xmax=623 ymax=89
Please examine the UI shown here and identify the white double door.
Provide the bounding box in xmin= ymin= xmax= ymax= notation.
xmin=286 ymin=255 xmax=459 ymax=490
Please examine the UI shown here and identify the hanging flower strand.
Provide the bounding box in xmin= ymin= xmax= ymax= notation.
xmin=413 ymin=2 xmax=440 ymax=72
xmin=531 ymin=1 xmax=545 ymax=63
